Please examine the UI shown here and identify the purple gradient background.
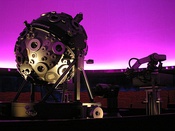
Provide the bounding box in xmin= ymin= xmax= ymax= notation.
xmin=0 ymin=0 xmax=175 ymax=70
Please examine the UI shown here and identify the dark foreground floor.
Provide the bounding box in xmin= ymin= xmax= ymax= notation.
xmin=0 ymin=112 xmax=175 ymax=130
xmin=0 ymin=102 xmax=175 ymax=130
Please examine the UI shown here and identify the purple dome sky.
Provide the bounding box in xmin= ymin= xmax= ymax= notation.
xmin=0 ymin=0 xmax=175 ymax=70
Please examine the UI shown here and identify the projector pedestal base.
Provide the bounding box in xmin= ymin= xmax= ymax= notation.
xmin=0 ymin=102 xmax=103 ymax=119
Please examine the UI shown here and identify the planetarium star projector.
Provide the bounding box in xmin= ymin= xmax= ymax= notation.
xmin=14 ymin=11 xmax=88 ymax=85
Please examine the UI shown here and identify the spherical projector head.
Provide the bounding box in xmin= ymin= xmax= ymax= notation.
xmin=14 ymin=11 xmax=88 ymax=85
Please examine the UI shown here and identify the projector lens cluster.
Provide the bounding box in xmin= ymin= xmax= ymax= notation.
xmin=14 ymin=11 xmax=88 ymax=84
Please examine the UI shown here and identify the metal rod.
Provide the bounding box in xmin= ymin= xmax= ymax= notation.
xmin=40 ymin=60 xmax=76 ymax=102
xmin=12 ymin=79 xmax=28 ymax=102
xmin=81 ymin=68 xmax=94 ymax=102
